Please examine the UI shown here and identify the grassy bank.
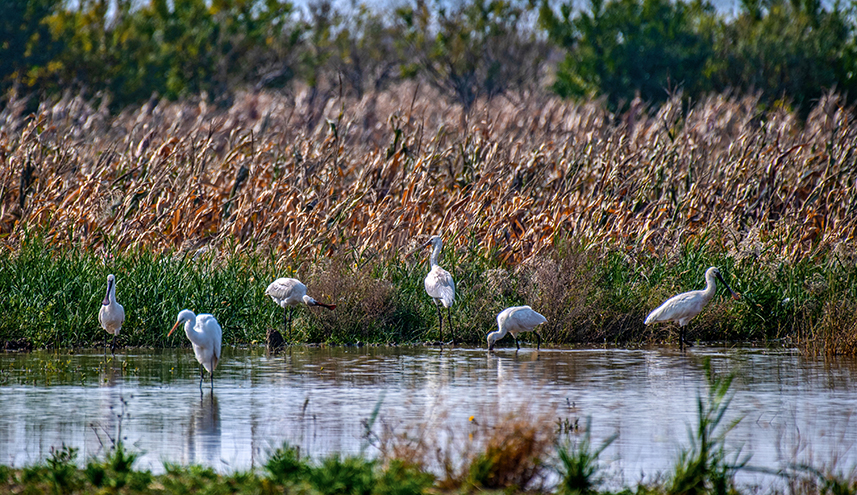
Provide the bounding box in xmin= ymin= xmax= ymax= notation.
xmin=2 ymin=363 xmax=855 ymax=494
xmin=2 ymin=86 xmax=857 ymax=352
xmin=1 ymin=233 xmax=856 ymax=353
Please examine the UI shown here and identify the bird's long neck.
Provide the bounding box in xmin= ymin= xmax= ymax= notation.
xmin=487 ymin=326 xmax=507 ymax=344
xmin=183 ymin=318 xmax=198 ymax=342
xmin=108 ymin=284 xmax=117 ymax=305
xmin=429 ymin=241 xmax=442 ymax=267
xmin=703 ymin=271 xmax=718 ymax=299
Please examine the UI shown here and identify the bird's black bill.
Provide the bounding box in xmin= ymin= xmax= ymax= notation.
xmin=102 ymin=279 xmax=112 ymax=306
xmin=715 ymin=272 xmax=741 ymax=300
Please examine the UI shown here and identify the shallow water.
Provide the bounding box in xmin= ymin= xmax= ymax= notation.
xmin=1 ymin=345 xmax=855 ymax=488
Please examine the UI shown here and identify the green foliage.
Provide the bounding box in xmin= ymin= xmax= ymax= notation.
xmin=308 ymin=454 xmax=376 ymax=495
xmin=374 ymin=460 xmax=434 ymax=495
xmin=45 ymin=444 xmax=81 ymax=494
xmin=711 ymin=0 xmax=857 ymax=115
xmin=541 ymin=0 xmax=857 ymax=113
xmin=264 ymin=443 xmax=308 ymax=485
xmin=555 ymin=419 xmax=616 ymax=495
xmin=85 ymin=441 xmax=151 ymax=491
xmin=541 ymin=0 xmax=716 ymax=109
xmin=0 ymin=0 xmax=65 ymax=96
xmin=668 ymin=359 xmax=746 ymax=495
xmin=396 ymin=0 xmax=547 ymax=113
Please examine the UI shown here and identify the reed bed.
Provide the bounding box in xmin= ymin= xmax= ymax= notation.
xmin=1 ymin=84 xmax=857 ymax=352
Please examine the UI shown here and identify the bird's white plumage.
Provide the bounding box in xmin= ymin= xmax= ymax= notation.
xmin=98 ymin=274 xmax=125 ymax=336
xmin=645 ymin=267 xmax=728 ymax=327
xmin=425 ymin=265 xmax=455 ymax=308
xmin=265 ymin=278 xmax=313 ymax=307
xmin=171 ymin=309 xmax=222 ymax=374
xmin=424 ymin=235 xmax=455 ymax=308
xmin=488 ymin=306 xmax=547 ymax=350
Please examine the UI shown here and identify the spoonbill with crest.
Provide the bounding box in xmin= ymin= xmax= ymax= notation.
xmin=265 ymin=278 xmax=336 ymax=341
xmin=645 ymin=266 xmax=740 ymax=350
xmin=98 ymin=274 xmax=125 ymax=354
xmin=488 ymin=306 xmax=547 ymax=351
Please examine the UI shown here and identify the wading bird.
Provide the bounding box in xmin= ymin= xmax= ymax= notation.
xmin=98 ymin=274 xmax=125 ymax=354
xmin=265 ymin=278 xmax=336 ymax=341
xmin=423 ymin=235 xmax=456 ymax=344
xmin=645 ymin=267 xmax=741 ymax=350
xmin=488 ymin=306 xmax=547 ymax=351
xmin=169 ymin=309 xmax=222 ymax=391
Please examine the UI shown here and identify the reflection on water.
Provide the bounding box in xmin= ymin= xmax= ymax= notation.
xmin=1 ymin=345 xmax=856 ymax=488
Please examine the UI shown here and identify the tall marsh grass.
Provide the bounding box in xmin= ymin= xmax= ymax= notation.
xmin=2 ymin=85 xmax=857 ymax=352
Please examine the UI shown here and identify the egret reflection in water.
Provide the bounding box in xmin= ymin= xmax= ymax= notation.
xmin=187 ymin=392 xmax=221 ymax=467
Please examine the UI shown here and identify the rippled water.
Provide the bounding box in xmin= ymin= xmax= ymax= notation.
xmin=1 ymin=345 xmax=855 ymax=488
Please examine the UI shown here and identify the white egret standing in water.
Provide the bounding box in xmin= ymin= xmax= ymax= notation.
xmin=169 ymin=309 xmax=222 ymax=391
xmin=423 ymin=235 xmax=456 ymax=344
xmin=265 ymin=278 xmax=336 ymax=341
xmin=488 ymin=306 xmax=547 ymax=351
xmin=98 ymin=274 xmax=125 ymax=354
xmin=645 ymin=266 xmax=741 ymax=350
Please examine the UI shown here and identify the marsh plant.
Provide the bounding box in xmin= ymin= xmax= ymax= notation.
xmin=668 ymin=359 xmax=748 ymax=495
xmin=555 ymin=418 xmax=617 ymax=495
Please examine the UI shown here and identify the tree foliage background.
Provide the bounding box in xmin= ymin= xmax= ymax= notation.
xmin=2 ymin=0 xmax=857 ymax=115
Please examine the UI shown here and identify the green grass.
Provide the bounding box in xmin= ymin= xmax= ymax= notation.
xmin=2 ymin=232 xmax=857 ymax=353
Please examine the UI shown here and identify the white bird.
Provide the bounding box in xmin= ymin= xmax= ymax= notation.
xmin=98 ymin=274 xmax=125 ymax=354
xmin=169 ymin=309 xmax=222 ymax=391
xmin=488 ymin=306 xmax=547 ymax=351
xmin=265 ymin=278 xmax=336 ymax=341
xmin=645 ymin=266 xmax=741 ymax=349
xmin=423 ymin=235 xmax=456 ymax=344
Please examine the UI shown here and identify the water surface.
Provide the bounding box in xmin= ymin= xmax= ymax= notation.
xmin=1 ymin=345 xmax=855 ymax=488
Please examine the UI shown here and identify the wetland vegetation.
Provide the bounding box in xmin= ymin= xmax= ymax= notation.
xmin=2 ymin=86 xmax=857 ymax=353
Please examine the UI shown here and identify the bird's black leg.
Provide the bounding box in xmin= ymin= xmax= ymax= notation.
xmin=283 ymin=306 xmax=289 ymax=340
xmin=435 ymin=303 xmax=444 ymax=344
xmin=535 ymin=332 xmax=541 ymax=350
xmin=515 ymin=336 xmax=520 ymax=350
xmin=199 ymin=364 xmax=204 ymax=392
xmin=447 ymin=307 xmax=455 ymax=345
xmin=111 ymin=335 xmax=117 ymax=355
xmin=210 ymin=360 xmax=215 ymax=390
xmin=288 ymin=307 xmax=294 ymax=343
xmin=679 ymin=328 xmax=685 ymax=352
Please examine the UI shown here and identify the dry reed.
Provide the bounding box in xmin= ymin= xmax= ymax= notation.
xmin=2 ymin=84 xmax=855 ymax=267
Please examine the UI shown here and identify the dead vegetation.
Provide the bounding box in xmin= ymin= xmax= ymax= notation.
xmin=1 ymin=85 xmax=855 ymax=266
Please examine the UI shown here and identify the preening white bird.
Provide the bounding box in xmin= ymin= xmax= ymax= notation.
xmin=169 ymin=309 xmax=222 ymax=391
xmin=98 ymin=274 xmax=125 ymax=354
xmin=645 ymin=266 xmax=741 ymax=350
xmin=265 ymin=278 xmax=336 ymax=341
xmin=488 ymin=306 xmax=547 ymax=351
xmin=423 ymin=235 xmax=456 ymax=344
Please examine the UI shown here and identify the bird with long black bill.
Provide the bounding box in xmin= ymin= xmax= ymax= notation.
xmin=488 ymin=306 xmax=547 ymax=351
xmin=645 ymin=266 xmax=741 ymax=350
xmin=98 ymin=274 xmax=125 ymax=354
xmin=265 ymin=278 xmax=336 ymax=342
xmin=169 ymin=309 xmax=222 ymax=391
